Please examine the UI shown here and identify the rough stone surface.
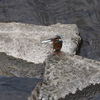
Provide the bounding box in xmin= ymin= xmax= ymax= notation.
xmin=0 ymin=22 xmax=80 ymax=64
xmin=39 ymin=52 xmax=100 ymax=100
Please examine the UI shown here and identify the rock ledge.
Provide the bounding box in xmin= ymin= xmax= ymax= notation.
xmin=39 ymin=52 xmax=100 ymax=100
xmin=0 ymin=22 xmax=80 ymax=63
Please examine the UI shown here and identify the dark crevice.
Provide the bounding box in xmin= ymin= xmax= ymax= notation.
xmin=59 ymin=84 xmax=100 ymax=100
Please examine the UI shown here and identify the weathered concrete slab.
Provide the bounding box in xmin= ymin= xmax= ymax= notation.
xmin=38 ymin=52 xmax=100 ymax=100
xmin=0 ymin=22 xmax=80 ymax=63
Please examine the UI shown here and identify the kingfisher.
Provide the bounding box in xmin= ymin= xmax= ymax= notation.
xmin=42 ymin=35 xmax=63 ymax=55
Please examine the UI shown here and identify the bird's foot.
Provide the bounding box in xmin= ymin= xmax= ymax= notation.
xmin=52 ymin=50 xmax=61 ymax=56
xmin=57 ymin=51 xmax=61 ymax=56
xmin=52 ymin=50 xmax=56 ymax=55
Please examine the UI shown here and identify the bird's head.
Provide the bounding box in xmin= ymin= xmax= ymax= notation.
xmin=42 ymin=35 xmax=62 ymax=43
xmin=48 ymin=35 xmax=61 ymax=41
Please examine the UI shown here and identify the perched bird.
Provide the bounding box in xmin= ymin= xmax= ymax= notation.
xmin=42 ymin=35 xmax=63 ymax=55
xmin=48 ymin=35 xmax=63 ymax=55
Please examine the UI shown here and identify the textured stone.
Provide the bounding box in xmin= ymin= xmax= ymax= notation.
xmin=39 ymin=52 xmax=100 ymax=100
xmin=0 ymin=22 xmax=80 ymax=64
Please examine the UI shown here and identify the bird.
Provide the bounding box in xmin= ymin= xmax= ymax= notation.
xmin=48 ymin=35 xmax=63 ymax=55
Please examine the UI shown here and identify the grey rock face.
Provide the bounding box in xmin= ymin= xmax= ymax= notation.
xmin=0 ymin=52 xmax=44 ymax=78
xmin=0 ymin=22 xmax=80 ymax=64
xmin=39 ymin=52 xmax=100 ymax=100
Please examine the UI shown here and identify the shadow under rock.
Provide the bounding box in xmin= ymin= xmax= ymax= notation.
xmin=0 ymin=52 xmax=45 ymax=78
xmin=59 ymin=84 xmax=100 ymax=100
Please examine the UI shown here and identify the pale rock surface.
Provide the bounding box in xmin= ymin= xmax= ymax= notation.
xmin=0 ymin=22 xmax=80 ymax=64
xmin=39 ymin=52 xmax=100 ymax=100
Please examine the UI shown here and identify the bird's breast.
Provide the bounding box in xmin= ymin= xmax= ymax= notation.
xmin=53 ymin=41 xmax=62 ymax=50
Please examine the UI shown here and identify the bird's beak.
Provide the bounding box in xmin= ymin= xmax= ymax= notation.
xmin=41 ymin=40 xmax=51 ymax=43
xmin=42 ymin=37 xmax=56 ymax=43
